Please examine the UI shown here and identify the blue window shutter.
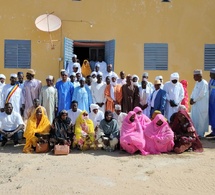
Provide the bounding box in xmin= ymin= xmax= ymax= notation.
xmin=144 ymin=43 xmax=168 ymax=70
xmin=105 ymin=39 xmax=115 ymax=70
xmin=204 ymin=44 xmax=215 ymax=71
xmin=4 ymin=40 xmax=31 ymax=69
xmin=64 ymin=37 xmax=73 ymax=69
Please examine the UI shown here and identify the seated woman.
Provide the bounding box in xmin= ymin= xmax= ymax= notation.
xmin=120 ymin=111 xmax=148 ymax=155
xmin=144 ymin=114 xmax=174 ymax=154
xmin=98 ymin=111 xmax=119 ymax=151
xmin=50 ymin=110 xmax=73 ymax=147
xmin=170 ymin=110 xmax=203 ymax=154
xmin=133 ymin=106 xmax=151 ymax=130
xmin=23 ymin=106 xmax=51 ymax=153
xmin=73 ymin=111 xmax=95 ymax=150
xmin=151 ymin=110 xmax=162 ymax=120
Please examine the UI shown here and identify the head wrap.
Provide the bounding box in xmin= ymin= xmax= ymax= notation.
xmin=73 ymin=54 xmax=77 ymax=58
xmin=0 ymin=74 xmax=6 ymax=79
xmin=60 ymin=69 xmax=66 ymax=72
xmin=115 ymin=104 xmax=121 ymax=110
xmin=27 ymin=69 xmax=36 ymax=75
xmin=104 ymin=110 xmax=113 ymax=122
xmin=91 ymin=71 xmax=97 ymax=76
xmin=193 ymin=69 xmax=202 ymax=75
xmin=73 ymin=63 xmax=79 ymax=68
xmin=10 ymin=73 xmax=17 ymax=78
xmin=210 ymin=68 xmax=215 ymax=74
xmin=170 ymin=72 xmax=179 ymax=80
xmin=46 ymin=75 xmax=54 ymax=80
xmin=155 ymin=75 xmax=163 ymax=80
xmin=95 ymin=64 xmax=100 ymax=68
xmin=90 ymin=104 xmax=99 ymax=111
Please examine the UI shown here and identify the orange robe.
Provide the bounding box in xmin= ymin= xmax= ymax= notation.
xmin=105 ymin=84 xmax=122 ymax=112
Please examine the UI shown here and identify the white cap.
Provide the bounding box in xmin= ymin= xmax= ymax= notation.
xmin=70 ymin=72 xmax=76 ymax=77
xmin=73 ymin=63 xmax=79 ymax=68
xmin=46 ymin=75 xmax=54 ymax=80
xmin=73 ymin=54 xmax=77 ymax=58
xmin=115 ymin=104 xmax=121 ymax=110
xmin=10 ymin=73 xmax=17 ymax=78
xmin=60 ymin=69 xmax=66 ymax=72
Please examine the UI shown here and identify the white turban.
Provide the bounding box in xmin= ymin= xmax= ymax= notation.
xmin=91 ymin=71 xmax=97 ymax=76
xmin=0 ymin=74 xmax=6 ymax=79
xmin=90 ymin=104 xmax=99 ymax=111
xmin=73 ymin=54 xmax=77 ymax=58
xmin=115 ymin=104 xmax=121 ymax=110
xmin=170 ymin=72 xmax=179 ymax=80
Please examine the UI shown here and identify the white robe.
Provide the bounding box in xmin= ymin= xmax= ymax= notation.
xmin=91 ymin=82 xmax=106 ymax=113
xmin=113 ymin=112 xmax=127 ymax=134
xmin=190 ymin=79 xmax=209 ymax=137
xmin=39 ymin=86 xmax=58 ymax=123
xmin=163 ymin=81 xmax=184 ymax=121
xmin=89 ymin=110 xmax=104 ymax=129
xmin=139 ymin=86 xmax=153 ymax=118
xmin=1 ymin=84 xmax=22 ymax=114
xmin=95 ymin=61 xmax=107 ymax=76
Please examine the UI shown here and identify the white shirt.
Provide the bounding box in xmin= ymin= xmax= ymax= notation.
xmin=67 ymin=109 xmax=82 ymax=124
xmin=151 ymin=89 xmax=160 ymax=107
xmin=95 ymin=61 xmax=107 ymax=76
xmin=89 ymin=110 xmax=104 ymax=128
xmin=0 ymin=111 xmax=24 ymax=131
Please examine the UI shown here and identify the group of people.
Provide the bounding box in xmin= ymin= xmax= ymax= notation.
xmin=0 ymin=54 xmax=214 ymax=156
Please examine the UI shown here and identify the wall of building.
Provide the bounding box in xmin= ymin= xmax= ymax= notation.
xmin=0 ymin=0 xmax=214 ymax=95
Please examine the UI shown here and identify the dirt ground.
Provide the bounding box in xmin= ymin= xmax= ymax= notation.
xmin=0 ymin=138 xmax=215 ymax=195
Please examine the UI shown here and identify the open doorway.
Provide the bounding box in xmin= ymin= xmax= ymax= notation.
xmin=64 ymin=38 xmax=115 ymax=70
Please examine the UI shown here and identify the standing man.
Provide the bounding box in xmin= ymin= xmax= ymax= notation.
xmin=206 ymin=68 xmax=215 ymax=137
xmin=139 ymin=79 xmax=153 ymax=118
xmin=95 ymin=56 xmax=107 ymax=76
xmin=103 ymin=64 xmax=118 ymax=82
xmin=91 ymin=72 xmax=106 ymax=113
xmin=56 ymin=70 xmax=74 ymax=114
xmin=117 ymin=71 xmax=126 ymax=86
xmin=150 ymin=79 xmax=166 ymax=117
xmin=21 ymin=69 xmax=42 ymax=119
xmin=40 ymin=75 xmax=58 ymax=123
xmin=142 ymin=72 xmax=154 ymax=90
xmin=17 ymin=72 xmax=25 ymax=89
xmin=1 ymin=74 xmax=22 ymax=114
xmin=190 ymin=70 xmax=209 ymax=138
xmin=122 ymin=75 xmax=140 ymax=113
xmin=163 ymin=72 xmax=184 ymax=121
xmin=66 ymin=54 xmax=81 ymax=76
xmin=72 ymin=77 xmax=92 ymax=113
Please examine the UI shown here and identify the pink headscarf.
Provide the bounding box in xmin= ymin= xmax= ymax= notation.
xmin=144 ymin=114 xmax=174 ymax=154
xmin=121 ymin=111 xmax=138 ymax=137
xmin=120 ymin=111 xmax=148 ymax=155
xmin=133 ymin=106 xmax=151 ymax=130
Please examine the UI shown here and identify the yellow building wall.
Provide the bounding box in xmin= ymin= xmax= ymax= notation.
xmin=0 ymin=0 xmax=215 ymax=96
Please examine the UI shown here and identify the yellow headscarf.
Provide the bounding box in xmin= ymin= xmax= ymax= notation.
xmin=23 ymin=106 xmax=51 ymax=153
xmin=81 ymin=59 xmax=92 ymax=77
xmin=74 ymin=111 xmax=94 ymax=141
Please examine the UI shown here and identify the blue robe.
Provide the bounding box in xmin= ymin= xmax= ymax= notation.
xmin=72 ymin=86 xmax=92 ymax=113
xmin=150 ymin=89 xmax=166 ymax=117
xmin=56 ymin=81 xmax=74 ymax=113
xmin=209 ymin=79 xmax=215 ymax=132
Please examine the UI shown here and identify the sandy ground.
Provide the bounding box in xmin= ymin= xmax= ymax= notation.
xmin=0 ymin=138 xmax=215 ymax=195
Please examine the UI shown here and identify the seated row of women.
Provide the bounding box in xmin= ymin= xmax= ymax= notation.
xmin=23 ymin=106 xmax=203 ymax=155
